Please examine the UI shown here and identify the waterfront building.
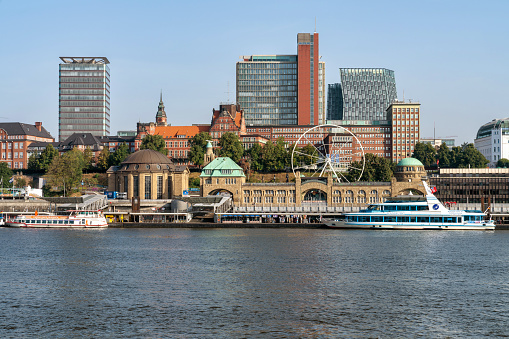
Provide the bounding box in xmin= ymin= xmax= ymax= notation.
xmin=0 ymin=122 xmax=54 ymax=169
xmin=326 ymin=83 xmax=342 ymax=120
xmin=107 ymin=149 xmax=189 ymax=199
xmin=201 ymin=157 xmax=426 ymax=211
xmin=474 ymin=118 xmax=509 ymax=167
xmin=59 ymin=57 xmax=110 ymax=141
xmin=338 ymin=68 xmax=397 ymax=122
xmin=388 ymin=101 xmax=421 ymax=163
xmin=429 ymin=167 xmax=509 ymax=204
xmin=236 ymin=33 xmax=324 ymax=126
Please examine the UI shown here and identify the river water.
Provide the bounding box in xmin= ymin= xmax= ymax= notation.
xmin=0 ymin=228 xmax=508 ymax=338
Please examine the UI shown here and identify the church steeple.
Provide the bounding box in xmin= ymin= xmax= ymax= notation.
xmin=155 ymin=90 xmax=167 ymax=126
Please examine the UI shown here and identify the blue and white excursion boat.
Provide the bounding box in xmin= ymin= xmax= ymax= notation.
xmin=324 ymin=182 xmax=495 ymax=230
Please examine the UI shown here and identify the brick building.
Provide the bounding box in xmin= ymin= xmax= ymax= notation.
xmin=0 ymin=122 xmax=54 ymax=169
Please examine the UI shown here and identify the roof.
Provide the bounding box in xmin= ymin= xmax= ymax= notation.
xmin=0 ymin=122 xmax=54 ymax=139
xmin=476 ymin=118 xmax=509 ymax=139
xmin=212 ymin=105 xmax=243 ymax=127
xmin=122 ymin=149 xmax=172 ymax=165
xmin=398 ymin=158 xmax=424 ymax=167
xmin=153 ymin=125 xmax=210 ymax=139
xmin=59 ymin=133 xmax=103 ymax=150
xmin=99 ymin=135 xmax=136 ymax=143
xmin=200 ymin=157 xmax=245 ymax=177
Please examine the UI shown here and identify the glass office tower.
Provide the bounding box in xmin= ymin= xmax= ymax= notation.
xmin=236 ymin=32 xmax=322 ymax=126
xmin=237 ymin=55 xmax=298 ymax=126
xmin=59 ymin=57 xmax=110 ymax=141
xmin=326 ymin=83 xmax=342 ymax=121
xmin=339 ymin=68 xmax=397 ymax=122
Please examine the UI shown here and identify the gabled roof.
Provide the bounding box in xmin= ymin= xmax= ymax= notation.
xmin=0 ymin=122 xmax=53 ymax=139
xmin=200 ymin=157 xmax=245 ymax=177
xmin=60 ymin=133 xmax=102 ymax=148
xmin=154 ymin=125 xmax=210 ymax=139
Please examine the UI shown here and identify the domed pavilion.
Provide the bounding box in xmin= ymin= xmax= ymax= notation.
xmin=107 ymin=149 xmax=189 ymax=199
xmin=391 ymin=157 xmax=427 ymax=195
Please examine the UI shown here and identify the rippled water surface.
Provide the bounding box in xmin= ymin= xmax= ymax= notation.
xmin=1 ymin=228 xmax=508 ymax=337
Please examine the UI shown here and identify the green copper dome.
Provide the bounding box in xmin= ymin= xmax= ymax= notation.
xmin=397 ymin=157 xmax=424 ymax=167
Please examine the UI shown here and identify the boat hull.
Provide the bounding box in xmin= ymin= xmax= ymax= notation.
xmin=324 ymin=220 xmax=495 ymax=230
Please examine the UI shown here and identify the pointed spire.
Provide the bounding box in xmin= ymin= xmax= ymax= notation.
xmin=160 ymin=89 xmax=163 ymax=102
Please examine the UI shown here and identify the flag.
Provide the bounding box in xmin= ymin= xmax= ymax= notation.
xmin=431 ymin=186 xmax=437 ymax=194
xmin=8 ymin=177 xmax=13 ymax=183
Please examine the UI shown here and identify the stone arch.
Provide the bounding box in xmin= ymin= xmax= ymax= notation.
xmin=302 ymin=188 xmax=327 ymax=203
xmin=207 ymin=188 xmax=234 ymax=197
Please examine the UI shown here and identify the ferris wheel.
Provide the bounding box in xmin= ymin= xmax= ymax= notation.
xmin=291 ymin=124 xmax=365 ymax=183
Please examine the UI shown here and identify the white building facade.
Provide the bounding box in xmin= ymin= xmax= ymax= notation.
xmin=474 ymin=118 xmax=509 ymax=167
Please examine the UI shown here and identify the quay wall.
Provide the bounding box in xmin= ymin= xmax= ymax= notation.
xmin=109 ymin=222 xmax=325 ymax=229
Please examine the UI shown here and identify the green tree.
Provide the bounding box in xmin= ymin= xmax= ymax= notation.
xmin=83 ymin=147 xmax=95 ymax=171
xmin=218 ymin=132 xmax=243 ymax=163
xmin=188 ymin=177 xmax=200 ymax=188
xmin=247 ymin=143 xmax=264 ymax=171
xmin=29 ymin=144 xmax=59 ymax=172
xmin=96 ymin=147 xmax=111 ymax=172
xmin=412 ymin=142 xmax=437 ymax=167
xmin=497 ymin=158 xmax=509 ymax=168
xmin=0 ymin=162 xmax=13 ymax=188
xmin=300 ymin=143 xmax=319 ymax=166
xmin=140 ymin=134 xmax=168 ymax=155
xmin=27 ymin=153 xmax=40 ymax=171
xmin=188 ymin=132 xmax=212 ymax=166
xmin=273 ymin=137 xmax=290 ymax=171
xmin=346 ymin=153 xmax=394 ymax=182
xmin=46 ymin=149 xmax=84 ymax=196
xmin=261 ymin=141 xmax=277 ymax=171
xmin=108 ymin=143 xmax=130 ymax=167
xmin=436 ymin=143 xmax=451 ymax=168
xmin=460 ymin=143 xmax=489 ymax=168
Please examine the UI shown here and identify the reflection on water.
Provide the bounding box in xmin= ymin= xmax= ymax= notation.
xmin=0 ymin=228 xmax=508 ymax=337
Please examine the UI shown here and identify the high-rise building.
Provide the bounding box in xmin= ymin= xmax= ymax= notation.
xmin=388 ymin=101 xmax=421 ymax=163
xmin=59 ymin=57 xmax=110 ymax=141
xmin=236 ymin=33 xmax=323 ymax=127
xmin=338 ymin=68 xmax=397 ymax=122
xmin=326 ymin=83 xmax=342 ymax=120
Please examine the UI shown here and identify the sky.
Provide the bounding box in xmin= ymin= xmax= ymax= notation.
xmin=0 ymin=0 xmax=507 ymax=145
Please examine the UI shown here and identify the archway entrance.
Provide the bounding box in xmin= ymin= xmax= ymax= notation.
xmin=303 ymin=189 xmax=327 ymax=203
xmin=208 ymin=189 xmax=233 ymax=198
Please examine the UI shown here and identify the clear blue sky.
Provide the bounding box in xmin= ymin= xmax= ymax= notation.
xmin=0 ymin=0 xmax=507 ymax=144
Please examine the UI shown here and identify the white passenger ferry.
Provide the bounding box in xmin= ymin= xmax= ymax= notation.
xmin=324 ymin=182 xmax=495 ymax=230
xmin=5 ymin=210 xmax=108 ymax=228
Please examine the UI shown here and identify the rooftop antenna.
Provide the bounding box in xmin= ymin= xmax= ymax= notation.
xmin=315 ymin=17 xmax=316 ymax=33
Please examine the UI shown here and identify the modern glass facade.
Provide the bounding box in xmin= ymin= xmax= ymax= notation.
xmin=236 ymin=32 xmax=322 ymax=126
xmin=326 ymin=83 xmax=343 ymax=121
xmin=59 ymin=57 xmax=110 ymax=141
xmin=339 ymin=68 xmax=397 ymax=122
xmin=237 ymin=55 xmax=298 ymax=126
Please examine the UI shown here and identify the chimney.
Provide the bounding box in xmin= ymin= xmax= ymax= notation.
xmin=35 ymin=122 xmax=42 ymax=131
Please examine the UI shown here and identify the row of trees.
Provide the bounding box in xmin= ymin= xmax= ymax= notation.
xmin=28 ymin=135 xmax=167 ymax=174
xmin=413 ymin=142 xmax=489 ymax=168
xmin=188 ymin=132 xmax=397 ymax=182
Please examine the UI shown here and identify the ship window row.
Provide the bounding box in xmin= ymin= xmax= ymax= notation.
xmin=348 ymin=216 xmax=460 ymax=223
xmin=381 ymin=205 xmax=428 ymax=211
xmin=25 ymin=219 xmax=75 ymax=224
